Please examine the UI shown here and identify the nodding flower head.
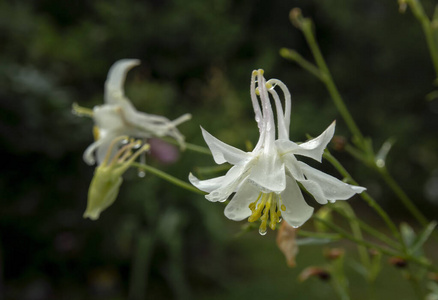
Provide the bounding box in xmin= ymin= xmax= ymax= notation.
xmin=189 ymin=69 xmax=366 ymax=235
xmin=75 ymin=59 xmax=191 ymax=166
xmin=83 ymin=136 xmax=149 ymax=220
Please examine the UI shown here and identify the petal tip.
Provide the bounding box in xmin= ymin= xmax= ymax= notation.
xmin=352 ymin=186 xmax=367 ymax=193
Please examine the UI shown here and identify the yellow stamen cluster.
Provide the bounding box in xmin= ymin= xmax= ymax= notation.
xmin=104 ymin=137 xmax=145 ymax=168
xmin=248 ymin=192 xmax=286 ymax=235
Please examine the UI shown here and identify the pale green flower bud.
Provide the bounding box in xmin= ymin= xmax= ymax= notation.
xmin=84 ymin=136 xmax=149 ymax=220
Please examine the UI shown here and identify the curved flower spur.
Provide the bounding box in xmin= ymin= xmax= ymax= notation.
xmin=189 ymin=69 xmax=365 ymax=235
xmin=79 ymin=59 xmax=191 ymax=166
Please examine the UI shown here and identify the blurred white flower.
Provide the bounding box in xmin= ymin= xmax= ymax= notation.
xmin=189 ymin=69 xmax=365 ymax=234
xmin=83 ymin=59 xmax=191 ymax=165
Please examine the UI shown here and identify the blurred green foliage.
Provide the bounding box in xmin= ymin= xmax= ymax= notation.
xmin=0 ymin=0 xmax=437 ymax=299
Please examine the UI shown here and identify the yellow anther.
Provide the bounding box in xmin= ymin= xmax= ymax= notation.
xmin=248 ymin=205 xmax=262 ymax=222
xmin=248 ymin=192 xmax=283 ymax=234
xmin=266 ymin=82 xmax=273 ymax=89
xmin=281 ymin=204 xmax=286 ymax=211
xmin=252 ymin=70 xmax=258 ymax=76
xmin=93 ymin=126 xmax=100 ymax=141
xmin=255 ymin=87 xmax=260 ymax=96
xmin=248 ymin=193 xmax=267 ymax=222
xmin=258 ymin=69 xmax=264 ymax=75
xmin=248 ymin=192 xmax=262 ymax=212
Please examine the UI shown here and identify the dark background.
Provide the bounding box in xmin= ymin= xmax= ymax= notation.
xmin=1 ymin=0 xmax=437 ymax=299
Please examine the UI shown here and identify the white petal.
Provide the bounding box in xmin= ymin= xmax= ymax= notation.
xmin=275 ymin=139 xmax=300 ymax=154
xmin=276 ymin=121 xmax=335 ymax=162
xmin=83 ymin=139 xmax=103 ymax=165
xmin=248 ymin=152 xmax=286 ymax=193
xmin=257 ymin=71 xmax=276 ymax=150
xmin=104 ymin=59 xmax=141 ymax=104
xmin=188 ymin=173 xmax=226 ymax=193
xmin=296 ymin=121 xmax=336 ymax=162
xmin=280 ymin=176 xmax=314 ymax=228
xmin=297 ymin=177 xmax=327 ymax=204
xmin=96 ymin=136 xmax=119 ymax=165
xmin=250 ymin=70 xmax=263 ymax=130
xmin=224 ymin=181 xmax=259 ymax=221
xmin=298 ymin=162 xmax=366 ymax=203
xmin=83 ymin=133 xmax=121 ymax=166
xmin=266 ymin=79 xmax=291 ymax=138
xmin=268 ymin=87 xmax=288 ymax=140
xmin=93 ymin=105 xmax=125 ymax=131
xmin=205 ymin=163 xmax=251 ymax=202
xmin=201 ymin=127 xmax=248 ymax=165
xmin=282 ymin=153 xmax=305 ymax=181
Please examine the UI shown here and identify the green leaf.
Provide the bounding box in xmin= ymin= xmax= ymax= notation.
xmin=400 ymin=222 xmax=416 ymax=247
xmin=369 ymin=250 xmax=382 ymax=282
xmin=375 ymin=138 xmax=396 ymax=168
xmin=410 ymin=221 xmax=437 ymax=255
xmin=349 ymin=258 xmax=368 ymax=278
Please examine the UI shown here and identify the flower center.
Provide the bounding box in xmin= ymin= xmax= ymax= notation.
xmin=248 ymin=192 xmax=286 ymax=235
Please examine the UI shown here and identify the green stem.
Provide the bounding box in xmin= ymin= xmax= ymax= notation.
xmin=406 ymin=265 xmax=426 ymax=299
xmin=344 ymin=144 xmax=372 ymax=166
xmin=314 ymin=217 xmax=437 ymax=271
xmin=162 ymin=137 xmax=212 ymax=156
xmin=298 ymin=230 xmax=342 ymax=240
xmin=313 ymin=216 xmax=398 ymax=256
xmin=344 ymin=145 xmax=429 ymax=228
xmin=128 ymin=231 xmax=156 ymax=300
xmin=131 ymin=162 xmax=205 ymax=195
xmin=406 ymin=0 xmax=438 ymax=82
xmin=331 ymin=205 xmax=401 ymax=250
xmin=184 ymin=142 xmax=212 ymax=155
xmin=323 ymin=151 xmax=402 ymax=243
xmin=330 ymin=255 xmax=351 ymax=300
xmin=280 ymin=48 xmax=324 ymax=80
xmin=378 ymin=167 xmax=428 ymax=226
xmin=300 ymin=19 xmax=365 ymax=145
xmin=335 ymin=202 xmax=371 ymax=271
xmin=290 ymin=11 xmax=429 ymax=234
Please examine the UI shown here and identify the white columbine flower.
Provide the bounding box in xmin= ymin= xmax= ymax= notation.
xmin=189 ymin=69 xmax=365 ymax=235
xmin=83 ymin=59 xmax=191 ymax=165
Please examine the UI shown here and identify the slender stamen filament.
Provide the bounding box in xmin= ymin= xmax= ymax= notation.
xmin=110 ymin=142 xmax=136 ymax=166
xmin=248 ymin=193 xmax=268 ymax=222
xmin=102 ymin=135 xmax=128 ymax=166
xmin=118 ymin=146 xmax=134 ymax=162
xmin=248 ymin=192 xmax=284 ymax=234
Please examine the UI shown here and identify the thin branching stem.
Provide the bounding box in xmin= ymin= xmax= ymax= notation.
xmin=131 ymin=162 xmax=205 ymax=195
xmin=330 ymin=205 xmax=401 ymax=250
xmin=299 ymin=19 xmax=365 ymax=146
xmin=323 ymin=151 xmax=403 ymax=244
xmin=404 ymin=0 xmax=438 ymax=83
